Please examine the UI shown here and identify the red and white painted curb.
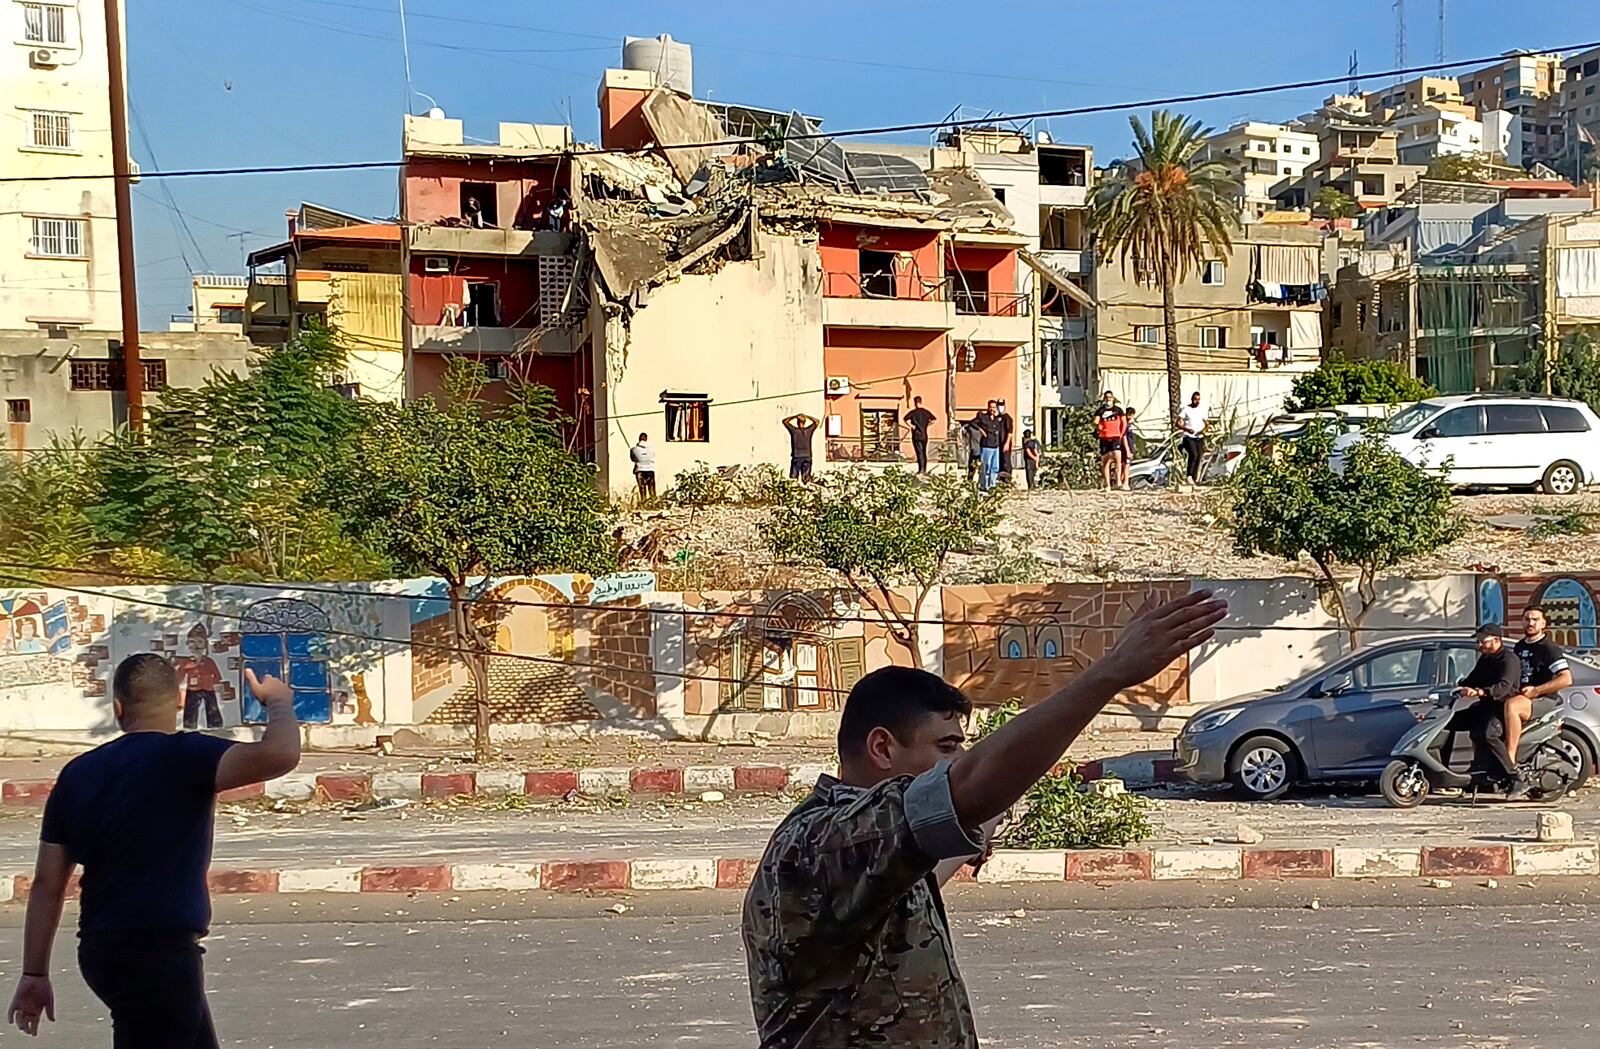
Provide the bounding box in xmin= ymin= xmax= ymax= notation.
xmin=0 ymin=755 xmax=1180 ymax=808
xmin=3 ymin=843 xmax=1594 ymax=902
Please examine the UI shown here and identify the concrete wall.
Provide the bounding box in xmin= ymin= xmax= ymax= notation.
xmin=591 ymin=231 xmax=826 ymax=495
xmin=1099 ymin=366 xmax=1308 ymax=430
xmin=13 ymin=572 xmax=1590 ymax=742
xmin=0 ymin=1 xmax=124 ymax=330
xmin=1 ymin=331 xmax=256 ymax=452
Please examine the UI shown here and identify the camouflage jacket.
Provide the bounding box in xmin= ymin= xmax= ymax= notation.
xmin=742 ymin=763 xmax=985 ymax=1048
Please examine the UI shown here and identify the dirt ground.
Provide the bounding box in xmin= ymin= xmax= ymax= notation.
xmin=620 ymin=487 xmax=1600 ymax=589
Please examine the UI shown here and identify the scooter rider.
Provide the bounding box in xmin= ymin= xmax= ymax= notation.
xmin=1452 ymin=623 xmax=1528 ymax=799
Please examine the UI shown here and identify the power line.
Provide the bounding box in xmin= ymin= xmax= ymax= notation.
xmin=5 ymin=40 xmax=1597 ymax=185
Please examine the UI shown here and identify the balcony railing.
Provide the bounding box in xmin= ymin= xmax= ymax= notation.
xmin=823 ymin=271 xmax=949 ymax=301
xmin=954 ymin=290 xmax=1031 ymax=317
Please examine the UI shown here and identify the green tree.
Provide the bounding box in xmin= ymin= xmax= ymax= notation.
xmin=1506 ymin=327 xmax=1600 ymax=414
xmin=1224 ymin=426 xmax=1463 ymax=648
xmin=761 ymin=468 xmax=1003 ymax=659
xmin=0 ymin=436 xmax=98 ymax=569
xmin=1312 ymin=185 xmax=1360 ymax=220
xmin=1090 ymin=110 xmax=1242 ymax=426
xmin=323 ymin=360 xmax=616 ymax=759
xmin=1425 ymin=152 xmax=1495 ymax=184
xmin=88 ymin=325 xmax=372 ymax=576
xmin=1284 ymin=360 xmax=1434 ymax=412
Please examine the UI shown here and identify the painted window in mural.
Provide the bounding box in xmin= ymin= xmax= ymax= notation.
xmin=1531 ymin=578 xmax=1599 ymax=653
xmin=240 ymin=598 xmax=334 ymax=723
xmin=1478 ymin=578 xmax=1506 ymax=629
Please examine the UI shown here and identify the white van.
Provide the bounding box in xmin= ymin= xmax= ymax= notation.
xmin=1330 ymin=394 xmax=1600 ymax=494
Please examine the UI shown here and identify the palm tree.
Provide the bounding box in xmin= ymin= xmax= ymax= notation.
xmin=1089 ymin=111 xmax=1241 ymax=427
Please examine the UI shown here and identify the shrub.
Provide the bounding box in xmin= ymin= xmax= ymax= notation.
xmin=973 ymin=701 xmax=1155 ymax=850
xmin=734 ymin=463 xmax=804 ymax=507
xmin=1035 ymin=405 xmax=1104 ymax=490
xmin=667 ymin=463 xmax=734 ymax=510
xmin=1284 ymin=360 xmax=1432 ymax=413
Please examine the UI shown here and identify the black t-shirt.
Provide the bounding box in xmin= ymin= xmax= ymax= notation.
xmin=1023 ymin=437 xmax=1041 ymax=461
xmin=906 ymin=407 xmax=936 ymax=436
xmin=1460 ymin=648 xmax=1523 ymax=701
xmin=785 ymin=419 xmax=817 ymax=457
xmin=41 ymin=732 xmax=235 ymax=936
xmin=997 ymin=412 xmax=1015 ymax=447
xmin=973 ymin=414 xmax=1002 ymax=448
xmin=1514 ymin=636 xmax=1569 ymax=688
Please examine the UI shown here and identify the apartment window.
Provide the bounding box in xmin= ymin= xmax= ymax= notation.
xmin=1041 ymin=407 xmax=1071 ymax=449
xmin=1302 ymin=146 xmax=1311 ymax=155
xmin=143 ymin=360 xmax=168 ymax=389
xmin=1201 ymin=260 xmax=1225 ymax=285
xmin=1588 ymin=85 xmax=1597 ymax=97
xmin=1199 ymin=326 xmax=1227 ymax=349
xmin=30 ymin=217 xmax=84 ymax=258
xmin=460 ymin=182 xmax=498 ymax=227
xmin=22 ymin=3 xmax=68 ymax=44
xmin=69 ymin=360 xmax=116 ymax=391
xmin=860 ymin=407 xmax=900 ymax=461
xmin=1040 ymin=338 xmax=1088 ymax=389
xmin=1282 ymin=165 xmax=1292 ymax=175
xmin=216 ymin=306 xmax=245 ymax=325
xmin=663 ymin=394 xmax=710 ymax=442
xmin=27 ymin=111 xmax=73 ymax=151
xmin=992 ymin=187 xmax=1006 ymax=204
xmin=1281 ymin=143 xmax=1291 ymax=152
xmin=1134 ymin=325 xmax=1161 ymax=345
xmin=6 ymin=399 xmax=30 ymax=423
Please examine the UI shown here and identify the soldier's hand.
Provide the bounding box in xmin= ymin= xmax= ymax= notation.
xmin=1099 ymin=590 xmax=1227 ymax=691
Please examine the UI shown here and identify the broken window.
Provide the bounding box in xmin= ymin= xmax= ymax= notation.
xmin=953 ymin=269 xmax=990 ymax=315
xmin=663 ymin=394 xmax=710 ymax=442
xmin=1038 ymin=147 xmax=1088 ymax=186
xmin=6 ymin=399 xmax=31 ymax=424
xmin=860 ymin=407 xmax=900 ymax=461
xmin=464 ymin=282 xmax=500 ymax=327
xmin=859 ymin=249 xmax=897 ymax=298
xmin=461 ymin=182 xmax=498 ymax=227
xmin=1039 ymin=207 xmax=1085 ymax=251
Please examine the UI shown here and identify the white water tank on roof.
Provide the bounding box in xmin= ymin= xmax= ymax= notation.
xmin=623 ymin=34 xmax=693 ymax=96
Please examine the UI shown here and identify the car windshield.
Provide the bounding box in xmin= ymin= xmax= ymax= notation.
xmin=1383 ymin=402 xmax=1440 ymax=434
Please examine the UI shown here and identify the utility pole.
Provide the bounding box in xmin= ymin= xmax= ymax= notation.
xmin=1542 ymin=215 xmax=1558 ymax=396
xmin=104 ymin=0 xmax=142 ymax=430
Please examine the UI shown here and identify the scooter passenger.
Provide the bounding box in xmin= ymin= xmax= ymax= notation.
xmin=1451 ymin=623 xmax=1529 ymax=799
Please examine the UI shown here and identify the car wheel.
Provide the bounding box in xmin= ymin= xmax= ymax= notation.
xmin=1228 ymin=736 xmax=1297 ymax=800
xmin=1542 ymin=460 xmax=1583 ymax=496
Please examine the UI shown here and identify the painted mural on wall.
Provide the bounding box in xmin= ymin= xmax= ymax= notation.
xmin=409 ymin=571 xmax=658 ymax=726
xmin=1479 ymin=574 xmax=1600 ymax=657
xmin=680 ymin=589 xmax=910 ymax=716
xmin=941 ymin=582 xmax=1192 ymax=711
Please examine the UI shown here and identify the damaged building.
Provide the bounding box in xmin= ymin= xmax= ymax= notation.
xmin=390 ymin=46 xmax=1034 ymax=495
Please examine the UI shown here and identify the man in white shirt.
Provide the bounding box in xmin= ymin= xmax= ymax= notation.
xmin=629 ymin=433 xmax=657 ymax=502
xmin=1176 ymin=392 xmax=1208 ymax=486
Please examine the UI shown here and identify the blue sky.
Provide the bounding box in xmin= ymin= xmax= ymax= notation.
xmin=129 ymin=0 xmax=1596 ymax=323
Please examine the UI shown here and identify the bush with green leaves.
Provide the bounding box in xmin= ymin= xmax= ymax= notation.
xmin=1283 ymin=360 xmax=1433 ymax=413
xmin=763 ymin=467 xmax=1003 ymax=654
xmin=734 ymin=463 xmax=804 ymax=508
xmin=1225 ymin=423 xmax=1463 ymax=647
xmin=974 ymin=701 xmax=1155 ymax=850
xmin=0 ymin=435 xmax=98 ymax=569
xmin=667 ymin=462 xmax=734 ymax=511
xmin=1035 ymin=405 xmax=1105 ymax=490
xmin=1506 ymin=327 xmax=1600 ymax=417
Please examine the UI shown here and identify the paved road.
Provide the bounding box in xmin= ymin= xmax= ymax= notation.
xmin=3 ymin=882 xmax=1599 ymax=1047
xmin=1 ymin=784 xmax=1594 ymax=870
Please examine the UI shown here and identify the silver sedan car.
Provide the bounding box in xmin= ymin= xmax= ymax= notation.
xmin=1174 ymin=634 xmax=1600 ymax=800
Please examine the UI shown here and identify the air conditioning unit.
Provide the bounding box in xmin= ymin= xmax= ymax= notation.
xmin=423 ymin=256 xmax=450 ymax=273
xmin=825 ymin=376 xmax=850 ymax=396
xmin=30 ymin=49 xmax=59 ymax=68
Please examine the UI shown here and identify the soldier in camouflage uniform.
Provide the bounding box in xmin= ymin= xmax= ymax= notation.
xmin=743 ymin=590 xmax=1228 ymax=1048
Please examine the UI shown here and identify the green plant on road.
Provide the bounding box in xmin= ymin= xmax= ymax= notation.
xmin=974 ymin=701 xmax=1154 ymax=849
xmin=1224 ymin=424 xmax=1463 ymax=648
xmin=1529 ymin=509 xmax=1594 ymax=540
xmin=1283 ymin=360 xmax=1433 ymax=413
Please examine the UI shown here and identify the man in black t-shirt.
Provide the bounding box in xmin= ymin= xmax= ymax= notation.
xmin=905 ymin=396 xmax=936 ymax=474
xmin=784 ymin=414 xmax=818 ymax=482
xmin=1510 ymin=604 xmax=1573 ymax=775
xmin=995 ymin=399 xmax=1015 ymax=484
xmin=8 ymin=655 xmax=303 ymax=1045
xmin=1451 ymin=624 xmax=1526 ymax=795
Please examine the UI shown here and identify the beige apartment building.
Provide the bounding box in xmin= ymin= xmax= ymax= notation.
xmin=1 ymin=1 xmax=125 ymax=332
xmin=1199 ymin=122 xmax=1321 ymax=220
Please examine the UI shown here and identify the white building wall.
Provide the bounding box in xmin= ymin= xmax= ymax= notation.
xmin=591 ymin=231 xmax=827 ymax=496
xmin=0 ymin=0 xmax=124 ymax=330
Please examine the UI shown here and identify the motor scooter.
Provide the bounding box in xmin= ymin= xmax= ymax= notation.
xmin=1378 ymin=688 xmax=1583 ymax=808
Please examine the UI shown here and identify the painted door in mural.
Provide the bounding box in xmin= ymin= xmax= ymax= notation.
xmin=240 ymin=598 xmax=334 ymax=723
xmin=761 ymin=640 xmax=822 ymax=709
xmin=1533 ymin=578 xmax=1599 ymax=654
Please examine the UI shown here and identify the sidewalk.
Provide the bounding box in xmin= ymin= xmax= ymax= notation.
xmin=0 ymin=727 xmax=1184 ymax=805
xmin=2 ymin=788 xmax=1595 ymax=897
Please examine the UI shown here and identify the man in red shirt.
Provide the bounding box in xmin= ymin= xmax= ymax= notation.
xmin=1094 ymin=390 xmax=1128 ymax=491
